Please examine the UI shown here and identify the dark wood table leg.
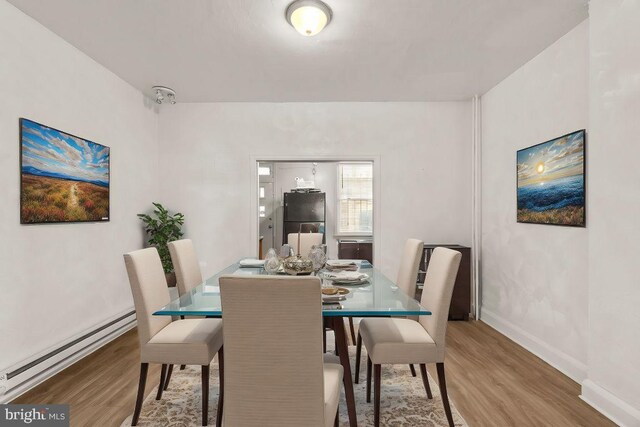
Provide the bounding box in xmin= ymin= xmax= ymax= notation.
xmin=331 ymin=316 xmax=358 ymax=427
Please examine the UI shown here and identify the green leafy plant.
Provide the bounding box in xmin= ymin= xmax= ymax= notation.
xmin=137 ymin=202 xmax=185 ymax=273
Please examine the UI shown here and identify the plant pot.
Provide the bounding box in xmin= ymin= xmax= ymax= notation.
xmin=165 ymin=271 xmax=177 ymax=287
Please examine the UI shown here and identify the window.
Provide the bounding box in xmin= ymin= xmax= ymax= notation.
xmin=258 ymin=166 xmax=271 ymax=176
xmin=337 ymin=163 xmax=373 ymax=234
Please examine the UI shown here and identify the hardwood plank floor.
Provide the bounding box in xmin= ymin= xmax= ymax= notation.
xmin=12 ymin=329 xmax=161 ymax=427
xmin=432 ymin=321 xmax=613 ymax=426
xmin=13 ymin=321 xmax=614 ymax=426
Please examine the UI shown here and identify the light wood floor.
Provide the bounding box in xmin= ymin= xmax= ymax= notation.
xmin=13 ymin=320 xmax=614 ymax=426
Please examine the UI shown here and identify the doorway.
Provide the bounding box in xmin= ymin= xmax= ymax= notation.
xmin=258 ymin=163 xmax=276 ymax=258
xmin=254 ymin=159 xmax=377 ymax=264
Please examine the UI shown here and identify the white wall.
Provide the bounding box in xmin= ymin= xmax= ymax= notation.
xmin=0 ymin=0 xmax=158 ymax=371
xmin=158 ymin=102 xmax=472 ymax=281
xmin=480 ymin=21 xmax=589 ymax=381
xmin=582 ymin=1 xmax=640 ymax=424
xmin=481 ymin=11 xmax=640 ymax=423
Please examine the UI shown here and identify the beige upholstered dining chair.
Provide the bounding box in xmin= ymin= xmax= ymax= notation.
xmin=219 ymin=275 xmax=343 ymax=427
xmin=124 ymin=248 xmax=224 ymax=427
xmin=287 ymin=232 xmax=323 ymax=257
xmin=351 ymin=238 xmax=423 ymax=374
xmin=168 ymin=239 xmax=203 ymax=296
xmin=167 ymin=239 xmax=207 ymax=375
xmin=395 ymin=238 xmax=425 ymax=298
xmin=356 ymin=247 xmax=461 ymax=427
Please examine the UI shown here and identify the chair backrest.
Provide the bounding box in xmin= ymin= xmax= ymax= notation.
xmin=219 ymin=275 xmax=325 ymax=427
xmin=396 ymin=238 xmax=424 ymax=298
xmin=123 ymin=248 xmax=172 ymax=346
xmin=418 ymin=247 xmax=461 ymax=361
xmin=287 ymin=232 xmax=323 ymax=257
xmin=168 ymin=239 xmax=203 ymax=296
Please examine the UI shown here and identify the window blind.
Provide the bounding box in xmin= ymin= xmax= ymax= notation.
xmin=337 ymin=163 xmax=373 ymax=234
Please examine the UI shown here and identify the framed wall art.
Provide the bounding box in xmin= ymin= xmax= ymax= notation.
xmin=20 ymin=118 xmax=110 ymax=224
xmin=517 ymin=130 xmax=585 ymax=227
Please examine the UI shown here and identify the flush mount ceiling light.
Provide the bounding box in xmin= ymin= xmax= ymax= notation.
xmin=286 ymin=0 xmax=332 ymax=37
xmin=152 ymin=86 xmax=176 ymax=105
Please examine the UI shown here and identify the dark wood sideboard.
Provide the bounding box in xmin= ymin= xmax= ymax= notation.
xmin=338 ymin=239 xmax=373 ymax=264
xmin=416 ymin=244 xmax=471 ymax=320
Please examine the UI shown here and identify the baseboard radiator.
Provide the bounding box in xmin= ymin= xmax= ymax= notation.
xmin=0 ymin=310 xmax=136 ymax=403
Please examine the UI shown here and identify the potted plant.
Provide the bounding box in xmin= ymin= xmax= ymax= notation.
xmin=137 ymin=202 xmax=185 ymax=287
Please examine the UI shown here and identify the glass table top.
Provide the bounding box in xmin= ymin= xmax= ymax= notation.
xmin=154 ymin=260 xmax=431 ymax=317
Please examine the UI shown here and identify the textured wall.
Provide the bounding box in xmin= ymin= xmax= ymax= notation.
xmin=157 ymin=102 xmax=472 ymax=282
xmin=585 ymin=0 xmax=640 ymax=421
xmin=0 ymin=1 xmax=158 ymax=370
xmin=480 ymin=21 xmax=589 ymax=380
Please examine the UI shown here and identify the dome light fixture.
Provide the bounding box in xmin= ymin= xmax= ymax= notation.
xmin=286 ymin=0 xmax=332 ymax=37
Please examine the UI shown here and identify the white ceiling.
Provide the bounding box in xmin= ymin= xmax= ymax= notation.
xmin=8 ymin=0 xmax=588 ymax=102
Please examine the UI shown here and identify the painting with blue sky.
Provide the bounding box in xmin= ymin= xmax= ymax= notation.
xmin=517 ymin=130 xmax=585 ymax=226
xmin=20 ymin=119 xmax=110 ymax=223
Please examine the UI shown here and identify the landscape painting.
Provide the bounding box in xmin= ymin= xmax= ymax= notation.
xmin=20 ymin=118 xmax=110 ymax=224
xmin=517 ymin=130 xmax=585 ymax=227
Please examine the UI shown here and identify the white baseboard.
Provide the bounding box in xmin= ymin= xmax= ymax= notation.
xmin=0 ymin=311 xmax=136 ymax=404
xmin=480 ymin=307 xmax=587 ymax=383
xmin=581 ymin=380 xmax=640 ymax=427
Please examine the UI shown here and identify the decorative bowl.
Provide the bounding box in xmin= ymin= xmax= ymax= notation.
xmin=282 ymin=255 xmax=314 ymax=275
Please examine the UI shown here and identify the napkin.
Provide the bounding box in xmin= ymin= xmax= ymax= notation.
xmin=239 ymin=258 xmax=265 ymax=268
xmin=322 ymin=271 xmax=368 ymax=281
xmin=326 ymin=260 xmax=356 ymax=267
xmin=325 ymin=260 xmax=358 ymax=271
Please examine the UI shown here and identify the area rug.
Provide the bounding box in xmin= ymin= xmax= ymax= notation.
xmin=121 ymin=347 xmax=467 ymax=426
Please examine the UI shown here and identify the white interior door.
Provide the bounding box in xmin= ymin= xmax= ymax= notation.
xmin=259 ymin=182 xmax=275 ymax=251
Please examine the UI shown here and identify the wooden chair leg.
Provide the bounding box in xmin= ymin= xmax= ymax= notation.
xmin=436 ymin=362 xmax=454 ymax=427
xmin=419 ymin=364 xmax=433 ymax=399
xmin=348 ymin=317 xmax=356 ymax=344
xmin=216 ymin=347 xmax=224 ymax=427
xmin=374 ymin=364 xmax=382 ymax=427
xmin=323 ymin=327 xmax=327 ymax=353
xmin=131 ymin=363 xmax=149 ymax=426
xmin=180 ymin=365 xmax=186 ymax=370
xmin=156 ymin=364 xmax=168 ymax=400
xmin=202 ymin=365 xmax=210 ymax=426
xmin=354 ymin=332 xmax=362 ymax=384
xmin=366 ymin=355 xmax=372 ymax=403
xmin=409 ymin=364 xmax=417 ymax=377
xmin=163 ymin=364 xmax=174 ymax=391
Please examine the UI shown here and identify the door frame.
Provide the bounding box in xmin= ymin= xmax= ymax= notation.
xmin=258 ymin=179 xmax=276 ymax=255
xmin=250 ymin=155 xmax=381 ymax=266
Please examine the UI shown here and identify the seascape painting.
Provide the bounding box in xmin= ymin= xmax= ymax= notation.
xmin=517 ymin=130 xmax=585 ymax=227
xmin=20 ymin=118 xmax=110 ymax=224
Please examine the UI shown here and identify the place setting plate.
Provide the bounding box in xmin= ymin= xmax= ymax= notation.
xmin=319 ymin=271 xmax=370 ymax=286
xmin=322 ymin=287 xmax=350 ymax=296
xmin=321 ymin=286 xmax=351 ymax=303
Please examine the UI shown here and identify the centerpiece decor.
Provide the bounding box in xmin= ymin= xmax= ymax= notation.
xmin=282 ymin=255 xmax=314 ymax=275
xmin=264 ymin=248 xmax=282 ymax=274
xmin=309 ymin=244 xmax=327 ymax=272
xmin=282 ymin=224 xmax=315 ymax=275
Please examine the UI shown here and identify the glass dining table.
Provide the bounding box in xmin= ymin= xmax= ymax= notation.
xmin=154 ymin=260 xmax=431 ymax=427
